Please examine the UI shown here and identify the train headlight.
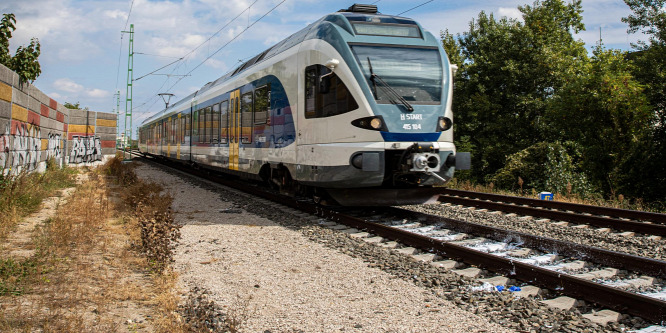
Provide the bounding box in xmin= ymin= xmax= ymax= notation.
xmin=437 ymin=117 xmax=453 ymax=132
xmin=370 ymin=118 xmax=382 ymax=130
xmin=352 ymin=116 xmax=387 ymax=131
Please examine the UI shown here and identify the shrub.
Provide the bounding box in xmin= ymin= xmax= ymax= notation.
xmin=489 ymin=142 xmax=593 ymax=196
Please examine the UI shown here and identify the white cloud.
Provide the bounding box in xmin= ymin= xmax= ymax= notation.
xmin=498 ymin=7 xmax=522 ymax=20
xmin=54 ymin=78 xmax=84 ymax=93
xmin=87 ymin=88 xmax=111 ymax=99
xmin=53 ymin=78 xmax=109 ymax=99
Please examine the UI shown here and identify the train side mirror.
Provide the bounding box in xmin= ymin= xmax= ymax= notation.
xmin=319 ymin=59 xmax=340 ymax=94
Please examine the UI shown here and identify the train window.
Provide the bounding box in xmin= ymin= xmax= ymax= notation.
xmin=171 ymin=118 xmax=176 ymax=144
xmin=240 ymin=92 xmax=253 ymax=143
xmin=212 ymin=104 xmax=220 ymax=143
xmin=220 ymin=100 xmax=229 ymax=143
xmin=193 ymin=110 xmax=199 ymax=143
xmin=254 ymin=85 xmax=270 ymax=124
xmin=185 ymin=114 xmax=190 ymax=144
xmin=199 ymin=108 xmax=210 ymax=143
xmin=304 ymin=64 xmax=359 ymax=119
xmin=229 ymin=99 xmax=236 ymax=143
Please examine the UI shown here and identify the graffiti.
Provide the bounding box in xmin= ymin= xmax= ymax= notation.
xmin=69 ymin=135 xmax=102 ymax=164
xmin=0 ymin=123 xmax=9 ymax=169
xmin=11 ymin=122 xmax=41 ymax=172
xmin=46 ymin=133 xmax=63 ymax=164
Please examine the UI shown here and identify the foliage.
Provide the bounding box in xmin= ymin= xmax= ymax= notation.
xmin=546 ymin=44 xmax=651 ymax=195
xmin=0 ymin=13 xmax=41 ymax=83
xmin=490 ymin=142 xmax=593 ymax=196
xmin=450 ymin=0 xmax=588 ymax=181
xmin=0 ymin=257 xmax=39 ymax=296
xmin=620 ymin=0 xmax=666 ymax=202
xmin=0 ymin=13 xmax=15 ymax=66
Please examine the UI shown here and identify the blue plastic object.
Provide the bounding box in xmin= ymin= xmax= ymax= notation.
xmin=495 ymin=285 xmax=505 ymax=292
xmin=539 ymin=192 xmax=554 ymax=201
xmin=509 ymin=286 xmax=522 ymax=292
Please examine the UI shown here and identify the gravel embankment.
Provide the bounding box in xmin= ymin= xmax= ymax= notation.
xmin=134 ymin=161 xmax=648 ymax=332
xmin=407 ymin=204 xmax=666 ymax=261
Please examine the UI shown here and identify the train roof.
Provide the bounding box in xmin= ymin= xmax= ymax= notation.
xmin=141 ymin=4 xmax=421 ymax=126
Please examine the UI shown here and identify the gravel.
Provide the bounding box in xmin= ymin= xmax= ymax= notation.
xmin=134 ymin=161 xmax=649 ymax=332
xmin=407 ymin=204 xmax=666 ymax=261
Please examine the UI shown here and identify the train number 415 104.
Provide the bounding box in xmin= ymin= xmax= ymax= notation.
xmin=402 ymin=124 xmax=422 ymax=130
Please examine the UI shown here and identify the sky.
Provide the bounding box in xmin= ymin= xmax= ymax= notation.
xmin=0 ymin=0 xmax=648 ymax=138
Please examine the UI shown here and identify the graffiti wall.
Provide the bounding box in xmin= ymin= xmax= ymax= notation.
xmin=0 ymin=63 xmax=117 ymax=174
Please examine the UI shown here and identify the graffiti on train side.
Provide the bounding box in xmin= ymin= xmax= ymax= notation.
xmin=69 ymin=135 xmax=102 ymax=164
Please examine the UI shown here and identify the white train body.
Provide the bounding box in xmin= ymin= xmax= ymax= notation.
xmin=138 ymin=4 xmax=469 ymax=205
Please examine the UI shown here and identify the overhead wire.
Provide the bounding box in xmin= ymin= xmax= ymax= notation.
xmin=165 ymin=0 xmax=287 ymax=93
xmin=130 ymin=0 xmax=262 ymax=114
xmin=397 ymin=0 xmax=434 ymax=16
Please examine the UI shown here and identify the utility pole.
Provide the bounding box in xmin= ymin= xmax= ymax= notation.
xmin=122 ymin=24 xmax=134 ymax=161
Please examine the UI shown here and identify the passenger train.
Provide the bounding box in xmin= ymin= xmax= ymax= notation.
xmin=138 ymin=3 xmax=470 ymax=206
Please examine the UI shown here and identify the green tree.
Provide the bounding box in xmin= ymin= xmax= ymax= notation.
xmin=450 ymin=0 xmax=587 ymax=182
xmin=0 ymin=13 xmax=41 ymax=83
xmin=622 ymin=0 xmax=666 ymax=202
xmin=546 ymin=44 xmax=651 ymax=195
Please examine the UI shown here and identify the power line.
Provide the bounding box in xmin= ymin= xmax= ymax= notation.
xmin=397 ymin=0 xmax=434 ymax=16
xmin=130 ymin=0 xmax=261 ymax=114
xmin=167 ymin=0 xmax=286 ymax=92
xmin=134 ymin=52 xmax=182 ymax=59
xmin=123 ymin=0 xmax=135 ymax=32
xmin=134 ymin=57 xmax=184 ymax=81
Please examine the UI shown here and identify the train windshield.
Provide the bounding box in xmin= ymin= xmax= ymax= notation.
xmin=351 ymin=45 xmax=442 ymax=104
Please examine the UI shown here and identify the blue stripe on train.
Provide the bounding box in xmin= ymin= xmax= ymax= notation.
xmin=380 ymin=132 xmax=441 ymax=142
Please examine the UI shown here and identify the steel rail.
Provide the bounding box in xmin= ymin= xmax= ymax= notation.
xmin=134 ymin=154 xmax=666 ymax=323
xmin=440 ymin=188 xmax=666 ymax=225
xmin=386 ymin=207 xmax=666 ymax=278
xmin=438 ymin=194 xmax=666 ymax=237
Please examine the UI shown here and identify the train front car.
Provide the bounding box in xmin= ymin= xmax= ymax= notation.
xmin=295 ymin=4 xmax=469 ymax=206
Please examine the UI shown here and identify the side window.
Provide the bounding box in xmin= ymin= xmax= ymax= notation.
xmin=304 ymin=64 xmax=359 ymax=119
xmin=180 ymin=116 xmax=185 ymax=144
xmin=220 ymin=101 xmax=229 ymax=143
xmin=185 ymin=114 xmax=191 ymax=143
xmin=193 ymin=110 xmax=199 ymax=143
xmin=254 ymin=85 xmax=270 ymax=124
xmin=212 ymin=104 xmax=220 ymax=143
xmin=230 ymin=99 xmax=236 ymax=143
xmin=206 ymin=106 xmax=213 ymax=143
xmin=240 ymin=92 xmax=253 ymax=143
xmin=172 ymin=118 xmax=176 ymax=144
xmin=305 ymin=67 xmax=317 ymax=118
xmin=199 ymin=109 xmax=205 ymax=143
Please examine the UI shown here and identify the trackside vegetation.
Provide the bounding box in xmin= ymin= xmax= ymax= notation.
xmin=444 ymin=0 xmax=666 ymax=209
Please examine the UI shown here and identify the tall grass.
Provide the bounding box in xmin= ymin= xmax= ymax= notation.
xmin=0 ymin=158 xmax=76 ymax=240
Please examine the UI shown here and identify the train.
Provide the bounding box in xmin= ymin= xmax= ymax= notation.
xmin=138 ymin=3 xmax=470 ymax=206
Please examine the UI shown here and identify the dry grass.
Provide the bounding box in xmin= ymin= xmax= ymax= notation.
xmin=447 ymin=178 xmax=663 ymax=213
xmin=0 ymin=159 xmax=76 ymax=240
xmin=0 ymin=156 xmax=188 ymax=332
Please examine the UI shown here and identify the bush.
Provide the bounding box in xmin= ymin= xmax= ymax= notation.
xmin=489 ymin=142 xmax=593 ymax=196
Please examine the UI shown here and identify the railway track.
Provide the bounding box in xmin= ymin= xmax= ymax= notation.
xmin=438 ymin=188 xmax=666 ymax=238
xmin=130 ymin=151 xmax=666 ymax=326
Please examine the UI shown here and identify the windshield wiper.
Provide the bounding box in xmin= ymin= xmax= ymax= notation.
xmin=367 ymin=57 xmax=414 ymax=112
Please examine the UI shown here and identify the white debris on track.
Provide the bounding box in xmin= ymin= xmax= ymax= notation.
xmin=135 ymin=163 xmax=515 ymax=333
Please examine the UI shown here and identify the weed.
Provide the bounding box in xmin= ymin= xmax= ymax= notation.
xmin=0 ymin=258 xmax=39 ymax=296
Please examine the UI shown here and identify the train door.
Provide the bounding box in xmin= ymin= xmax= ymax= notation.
xmin=229 ymin=89 xmax=241 ymax=170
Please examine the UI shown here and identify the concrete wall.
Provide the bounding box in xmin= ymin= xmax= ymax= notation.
xmin=0 ymin=63 xmax=117 ymax=173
